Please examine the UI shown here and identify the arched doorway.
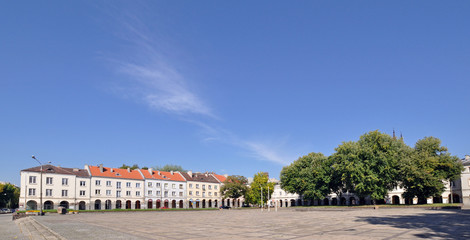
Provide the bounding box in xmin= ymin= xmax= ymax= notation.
xmin=126 ymin=200 xmax=131 ymax=209
xmin=290 ymin=199 xmax=296 ymax=207
xmin=60 ymin=201 xmax=69 ymax=209
xmin=148 ymin=199 xmax=153 ymax=209
xmin=189 ymin=201 xmax=193 ymax=208
xmin=359 ymin=197 xmax=366 ymax=205
xmin=297 ymin=199 xmax=302 ymax=206
xmin=433 ymin=196 xmax=443 ymax=204
xmin=156 ymin=199 xmax=161 ymax=208
xmin=284 ymin=199 xmax=288 ymax=207
xmin=172 ymin=200 xmax=176 ymax=208
xmin=94 ymin=200 xmax=101 ymax=210
xmin=350 ymin=197 xmax=356 ymax=205
xmin=26 ymin=200 xmax=37 ymax=210
xmin=196 ymin=200 xmax=200 ymax=208
xmin=116 ymin=200 xmax=122 ymax=209
xmin=208 ymin=200 xmax=212 ymax=208
xmin=79 ymin=201 xmax=86 ymax=210
xmin=392 ymin=195 xmax=400 ymax=205
xmin=164 ymin=200 xmax=169 ymax=208
xmin=323 ymin=198 xmax=328 ymax=206
xmin=214 ymin=200 xmax=218 ymax=208
xmin=279 ymin=200 xmax=283 ymax=207
xmin=340 ymin=197 xmax=346 ymax=206
xmin=238 ymin=199 xmax=240 ymax=208
xmin=179 ymin=200 xmax=184 ymax=208
xmin=405 ymin=198 xmax=413 ymax=205
xmin=226 ymin=199 xmax=230 ymax=207
xmin=202 ymin=199 xmax=206 ymax=208
xmin=332 ymin=198 xmax=337 ymax=206
xmin=449 ymin=194 xmax=460 ymax=203
xmin=105 ymin=200 xmax=112 ymax=210
xmin=135 ymin=200 xmax=141 ymax=209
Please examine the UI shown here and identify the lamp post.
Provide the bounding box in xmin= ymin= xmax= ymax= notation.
xmin=32 ymin=155 xmax=50 ymax=216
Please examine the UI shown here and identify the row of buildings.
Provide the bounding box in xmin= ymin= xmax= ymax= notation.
xmin=19 ymin=164 xmax=236 ymax=211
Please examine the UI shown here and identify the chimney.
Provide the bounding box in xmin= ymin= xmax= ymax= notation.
xmin=149 ymin=168 xmax=153 ymax=175
xmin=110 ymin=168 xmax=114 ymax=172
xmin=171 ymin=171 xmax=174 ymax=175
xmin=127 ymin=167 xmax=131 ymax=173
xmin=73 ymin=168 xmax=79 ymax=172
xmin=188 ymin=170 xmax=192 ymax=176
xmin=157 ymin=171 xmax=161 ymax=175
xmin=99 ymin=164 xmax=103 ymax=173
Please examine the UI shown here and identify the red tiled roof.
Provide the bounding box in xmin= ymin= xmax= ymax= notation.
xmin=140 ymin=169 xmax=185 ymax=182
xmin=213 ymin=174 xmax=227 ymax=183
xmin=21 ymin=165 xmax=89 ymax=177
xmin=88 ymin=166 xmax=143 ymax=180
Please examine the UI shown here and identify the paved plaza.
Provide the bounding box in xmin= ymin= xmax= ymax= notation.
xmin=11 ymin=208 xmax=470 ymax=239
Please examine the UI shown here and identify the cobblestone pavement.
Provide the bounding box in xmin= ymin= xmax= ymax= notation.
xmin=24 ymin=208 xmax=470 ymax=240
xmin=0 ymin=213 xmax=27 ymax=240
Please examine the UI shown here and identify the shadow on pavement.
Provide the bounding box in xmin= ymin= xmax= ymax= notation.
xmin=356 ymin=209 xmax=470 ymax=239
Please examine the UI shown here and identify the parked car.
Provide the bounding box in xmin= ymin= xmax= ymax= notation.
xmin=1 ymin=208 xmax=11 ymax=214
xmin=219 ymin=206 xmax=231 ymax=209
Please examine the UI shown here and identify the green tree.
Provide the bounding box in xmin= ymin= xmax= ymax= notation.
xmin=330 ymin=130 xmax=411 ymax=203
xmin=220 ymin=175 xmax=248 ymax=200
xmin=400 ymin=137 xmax=463 ymax=203
xmin=153 ymin=164 xmax=185 ymax=172
xmin=246 ymin=172 xmax=275 ymax=206
xmin=0 ymin=183 xmax=20 ymax=209
xmin=119 ymin=164 xmax=140 ymax=170
xmin=280 ymin=152 xmax=332 ymax=201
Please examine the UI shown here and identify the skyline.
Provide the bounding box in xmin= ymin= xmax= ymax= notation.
xmin=1 ymin=1 xmax=469 ymax=186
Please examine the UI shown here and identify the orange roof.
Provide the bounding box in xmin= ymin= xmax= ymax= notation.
xmin=140 ymin=169 xmax=186 ymax=182
xmin=213 ymin=174 xmax=226 ymax=183
xmin=88 ymin=166 xmax=144 ymax=180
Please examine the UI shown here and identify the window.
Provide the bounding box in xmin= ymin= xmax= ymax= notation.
xmin=28 ymin=188 xmax=36 ymax=196
xmin=164 ymin=191 xmax=168 ymax=197
xmin=189 ymin=184 xmax=192 ymax=188
xmin=116 ymin=191 xmax=121 ymax=197
xmin=196 ymin=191 xmax=199 ymax=196
xmin=62 ymin=178 xmax=68 ymax=186
xmin=80 ymin=181 xmax=86 ymax=186
xmin=214 ymin=185 xmax=218 ymax=190
xmin=164 ymin=183 xmax=168 ymax=189
xmin=148 ymin=182 xmax=152 ymax=187
xmin=95 ymin=189 xmax=101 ymax=195
xmin=209 ymin=192 xmax=212 ymax=196
xmin=126 ymin=191 xmax=131 ymax=196
xmin=208 ymin=185 xmax=212 ymax=190
xmin=189 ymin=191 xmax=192 ymax=196
xmin=136 ymin=183 xmax=141 ymax=188
xmin=179 ymin=192 xmax=183 ymax=197
xmin=46 ymin=189 xmax=52 ymax=196
xmin=148 ymin=190 xmax=152 ymax=196
xmin=136 ymin=191 xmax=141 ymax=196
xmin=157 ymin=191 xmax=161 ymax=196
xmin=126 ymin=182 xmax=131 ymax=188
xmin=196 ymin=184 xmax=199 ymax=189
xmin=156 ymin=183 xmax=161 ymax=187
xmin=95 ymin=180 xmax=101 ymax=186
xmin=214 ymin=192 xmax=218 ymax=196
xmin=62 ymin=190 xmax=68 ymax=197
xmin=106 ymin=190 xmax=111 ymax=196
xmin=117 ymin=182 xmax=121 ymax=189
xmin=106 ymin=181 xmax=111 ymax=186
xmin=172 ymin=184 xmax=176 ymax=189
xmin=29 ymin=176 xmax=36 ymax=184
xmin=46 ymin=177 xmax=53 ymax=185
xmin=80 ymin=190 xmax=85 ymax=196
xmin=179 ymin=184 xmax=183 ymax=189
xmin=172 ymin=191 xmax=176 ymax=196
xmin=202 ymin=184 xmax=206 ymax=190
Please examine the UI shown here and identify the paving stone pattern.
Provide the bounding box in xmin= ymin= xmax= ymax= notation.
xmin=25 ymin=208 xmax=470 ymax=239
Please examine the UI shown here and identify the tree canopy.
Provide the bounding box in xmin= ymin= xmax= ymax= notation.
xmin=119 ymin=164 xmax=140 ymax=170
xmin=280 ymin=152 xmax=332 ymax=201
xmin=246 ymin=172 xmax=275 ymax=206
xmin=0 ymin=183 xmax=20 ymax=209
xmin=220 ymin=175 xmax=248 ymax=200
xmin=153 ymin=164 xmax=185 ymax=172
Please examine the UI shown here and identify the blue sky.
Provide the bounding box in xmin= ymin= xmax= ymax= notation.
xmin=1 ymin=1 xmax=469 ymax=186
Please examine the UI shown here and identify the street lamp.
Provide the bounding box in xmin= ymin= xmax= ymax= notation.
xmin=32 ymin=155 xmax=50 ymax=216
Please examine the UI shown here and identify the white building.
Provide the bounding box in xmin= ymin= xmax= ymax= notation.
xmin=140 ymin=168 xmax=186 ymax=209
xmin=19 ymin=165 xmax=90 ymax=210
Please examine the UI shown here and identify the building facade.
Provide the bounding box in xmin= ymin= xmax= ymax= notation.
xmin=181 ymin=171 xmax=221 ymax=208
xmin=140 ymin=168 xmax=186 ymax=209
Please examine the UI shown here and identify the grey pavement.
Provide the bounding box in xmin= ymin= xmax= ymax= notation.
xmin=0 ymin=213 xmax=27 ymax=240
xmin=13 ymin=208 xmax=470 ymax=239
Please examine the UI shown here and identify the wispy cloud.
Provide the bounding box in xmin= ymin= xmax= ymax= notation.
xmin=108 ymin=7 xmax=293 ymax=166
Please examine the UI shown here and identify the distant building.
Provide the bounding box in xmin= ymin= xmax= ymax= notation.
xmin=180 ymin=171 xmax=221 ymax=208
